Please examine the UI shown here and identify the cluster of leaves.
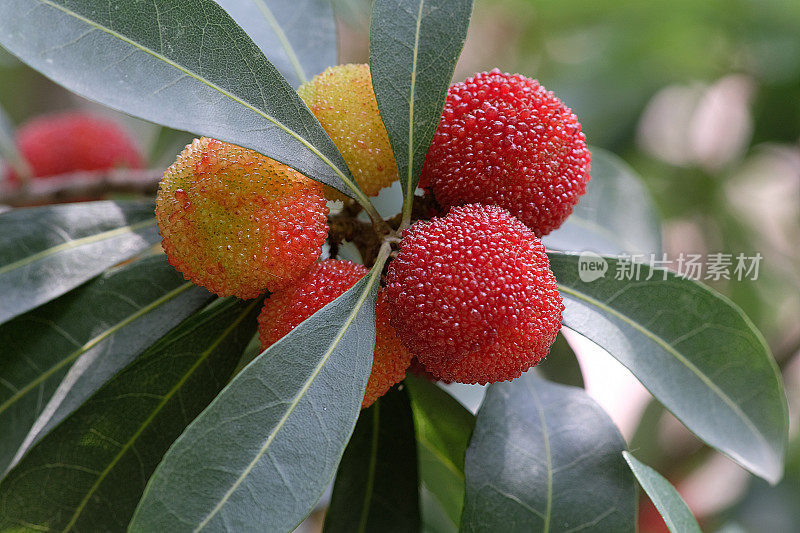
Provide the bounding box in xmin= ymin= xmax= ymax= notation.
xmin=0 ymin=0 xmax=789 ymax=531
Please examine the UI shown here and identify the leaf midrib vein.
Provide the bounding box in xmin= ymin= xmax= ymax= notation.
xmin=557 ymin=282 xmax=769 ymax=453
xmin=251 ymin=0 xmax=307 ymax=84
xmin=194 ymin=262 xmax=383 ymax=531
xmin=0 ymin=218 xmax=155 ymax=276
xmin=62 ymin=299 xmax=258 ymax=531
xmin=0 ymin=282 xmax=195 ymax=417
xmin=526 ymin=381 xmax=552 ymax=532
xmin=403 ymin=0 xmax=425 ymax=206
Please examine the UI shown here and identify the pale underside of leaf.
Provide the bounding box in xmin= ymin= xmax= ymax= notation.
xmin=193 ymin=254 xmax=385 ymax=530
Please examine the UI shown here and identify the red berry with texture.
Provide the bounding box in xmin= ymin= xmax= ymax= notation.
xmin=8 ymin=112 xmax=143 ymax=182
xmin=419 ymin=69 xmax=591 ymax=237
xmin=156 ymin=138 xmax=328 ymax=298
xmin=386 ymin=203 xmax=564 ymax=384
xmin=257 ymin=259 xmax=413 ymax=408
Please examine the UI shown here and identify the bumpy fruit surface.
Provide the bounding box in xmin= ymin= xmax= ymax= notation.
xmin=386 ymin=203 xmax=564 ymax=384
xmin=156 ymin=138 xmax=328 ymax=298
xmin=257 ymin=259 xmax=413 ymax=408
xmin=298 ymin=64 xmax=398 ymax=197
xmin=419 ymin=69 xmax=591 ymax=236
xmin=7 ymin=112 xmax=143 ymax=182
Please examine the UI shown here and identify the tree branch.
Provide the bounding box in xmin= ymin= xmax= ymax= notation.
xmin=0 ymin=168 xmax=163 ymax=206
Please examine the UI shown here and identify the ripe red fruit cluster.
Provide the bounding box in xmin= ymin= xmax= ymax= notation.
xmin=386 ymin=204 xmax=563 ymax=384
xmin=5 ymin=112 xmax=143 ymax=184
xmin=420 ymin=69 xmax=591 ymax=237
xmin=152 ymin=65 xmax=584 ymax=396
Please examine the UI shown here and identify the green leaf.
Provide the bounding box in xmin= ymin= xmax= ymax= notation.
xmin=129 ymin=253 xmax=387 ymax=532
xmin=406 ymin=374 xmax=475 ymax=530
xmin=543 ymin=148 xmax=662 ymax=255
xmin=461 ymin=372 xmax=635 ymax=533
xmin=549 ymin=252 xmax=789 ymax=483
xmin=0 ymin=254 xmax=211 ymax=476
xmin=215 ymin=0 xmax=336 ymax=88
xmin=0 ymin=0 xmax=364 ymax=201
xmin=323 ymin=385 xmax=420 ymax=532
xmin=622 ymin=452 xmax=701 ymax=533
xmin=0 ymin=297 xmax=260 ymax=531
xmin=0 ymin=201 xmax=159 ymax=324
xmin=369 ymin=0 xmax=473 ymax=219
xmin=536 ymin=332 xmax=584 ymax=388
xmin=420 ymin=484 xmax=458 ymax=533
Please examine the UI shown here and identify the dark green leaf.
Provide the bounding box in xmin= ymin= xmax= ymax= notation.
xmin=0 ymin=297 xmax=260 ymax=531
xmin=543 ymin=148 xmax=662 ymax=255
xmin=0 ymin=254 xmax=211 ymax=475
xmin=549 ymin=252 xmax=789 ymax=483
xmin=622 ymin=452 xmax=701 ymax=533
xmin=129 ymin=255 xmax=386 ymax=532
xmin=0 ymin=0 xmax=364 ymax=200
xmin=215 ymin=0 xmax=336 ymax=88
xmin=461 ymin=372 xmax=635 ymax=533
xmin=370 ymin=0 xmax=473 ymax=216
xmin=536 ymin=332 xmax=584 ymax=388
xmin=406 ymin=374 xmax=475 ymax=530
xmin=323 ymin=385 xmax=419 ymax=533
xmin=0 ymin=201 xmax=159 ymax=324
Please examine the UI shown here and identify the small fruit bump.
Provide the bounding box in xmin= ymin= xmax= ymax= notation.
xmin=420 ymin=69 xmax=591 ymax=237
xmin=257 ymin=259 xmax=413 ymax=408
xmin=155 ymin=137 xmax=329 ymax=298
xmin=7 ymin=111 xmax=143 ymax=183
xmin=298 ymin=64 xmax=399 ymax=198
xmin=386 ymin=203 xmax=564 ymax=384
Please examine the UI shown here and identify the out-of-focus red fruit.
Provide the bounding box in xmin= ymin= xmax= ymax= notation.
xmin=7 ymin=112 xmax=143 ymax=183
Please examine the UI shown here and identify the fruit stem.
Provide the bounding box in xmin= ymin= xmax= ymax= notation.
xmin=400 ymin=193 xmax=413 ymax=231
xmin=358 ymin=196 xmax=390 ymax=234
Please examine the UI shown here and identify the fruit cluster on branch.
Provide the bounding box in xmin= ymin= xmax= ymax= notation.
xmin=4 ymin=65 xmax=590 ymax=407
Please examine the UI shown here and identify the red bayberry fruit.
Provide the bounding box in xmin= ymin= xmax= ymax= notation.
xmin=156 ymin=138 xmax=328 ymax=298
xmin=386 ymin=203 xmax=564 ymax=384
xmin=257 ymin=259 xmax=414 ymax=408
xmin=419 ymin=69 xmax=591 ymax=237
xmin=7 ymin=112 xmax=143 ymax=183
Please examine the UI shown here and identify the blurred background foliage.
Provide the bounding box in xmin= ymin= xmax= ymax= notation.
xmin=1 ymin=0 xmax=798 ymax=531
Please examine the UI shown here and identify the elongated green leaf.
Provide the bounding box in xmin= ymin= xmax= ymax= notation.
xmin=406 ymin=375 xmax=474 ymax=531
xmin=215 ymin=0 xmax=336 ymax=89
xmin=461 ymin=372 xmax=635 ymax=533
xmin=0 ymin=297 xmax=259 ymax=531
xmin=536 ymin=332 xmax=584 ymax=389
xmin=324 ymin=385 xmax=419 ymax=532
xmin=549 ymin=252 xmax=788 ymax=483
xmin=0 ymin=255 xmax=212 ymax=476
xmin=0 ymin=201 xmax=159 ymax=324
xmin=0 ymin=0 xmax=363 ymax=200
xmin=543 ymin=148 xmax=662 ymax=256
xmin=622 ymin=452 xmax=701 ymax=533
xmin=370 ymin=0 xmax=472 ymax=215
xmin=129 ymin=255 xmax=387 ymax=532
